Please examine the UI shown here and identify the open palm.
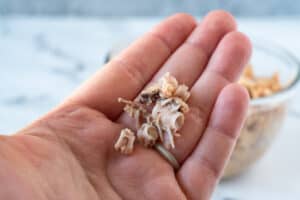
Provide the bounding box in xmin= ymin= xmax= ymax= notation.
xmin=0 ymin=11 xmax=251 ymax=200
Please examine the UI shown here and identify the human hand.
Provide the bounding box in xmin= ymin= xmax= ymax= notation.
xmin=0 ymin=11 xmax=251 ymax=200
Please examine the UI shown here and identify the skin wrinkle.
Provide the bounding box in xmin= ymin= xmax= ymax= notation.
xmin=196 ymin=155 xmax=220 ymax=182
xmin=180 ymin=161 xmax=216 ymax=200
xmin=151 ymin=13 xmax=197 ymax=51
xmin=187 ymin=12 xmax=237 ymax=54
xmin=102 ymin=166 xmax=124 ymax=200
xmin=47 ymin=114 xmax=104 ymax=199
xmin=184 ymin=40 xmax=210 ymax=64
xmin=148 ymin=32 xmax=174 ymax=56
xmin=85 ymin=169 xmax=123 ymax=200
xmin=206 ymin=32 xmax=252 ymax=81
xmin=51 ymin=106 xmax=122 ymax=199
xmin=10 ymin=135 xmax=55 ymax=169
xmin=187 ymin=106 xmax=208 ymax=128
xmin=55 ymin=105 xmax=120 ymax=153
xmin=193 ymin=129 xmax=237 ymax=180
xmin=156 ymin=42 xmax=210 ymax=89
xmin=62 ymin=143 xmax=102 ymax=199
xmin=43 ymin=107 xmax=119 ymax=199
xmin=1 ymin=137 xmax=61 ymax=200
xmin=42 ymin=139 xmax=96 ymax=199
xmin=24 ymin=107 xmax=105 ymax=199
xmin=208 ymin=69 xmax=232 ymax=84
xmin=0 ymin=158 xmax=47 ymax=200
xmin=113 ymin=53 xmax=156 ymax=92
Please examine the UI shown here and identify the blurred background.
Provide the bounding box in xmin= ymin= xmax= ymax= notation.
xmin=1 ymin=1 xmax=300 ymax=200
xmin=0 ymin=0 xmax=300 ymax=16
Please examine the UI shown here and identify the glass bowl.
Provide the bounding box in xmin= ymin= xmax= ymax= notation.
xmin=222 ymin=39 xmax=300 ymax=179
xmin=106 ymin=38 xmax=300 ymax=179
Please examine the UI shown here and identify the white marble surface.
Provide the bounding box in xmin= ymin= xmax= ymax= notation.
xmin=0 ymin=17 xmax=300 ymax=199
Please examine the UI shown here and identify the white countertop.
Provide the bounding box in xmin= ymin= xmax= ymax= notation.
xmin=0 ymin=17 xmax=300 ymax=199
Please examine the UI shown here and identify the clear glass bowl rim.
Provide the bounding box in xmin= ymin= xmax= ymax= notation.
xmin=250 ymin=39 xmax=300 ymax=106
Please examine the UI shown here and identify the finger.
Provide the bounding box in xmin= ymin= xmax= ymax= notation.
xmin=65 ymin=13 xmax=196 ymax=120
xmin=118 ymin=10 xmax=237 ymax=127
xmin=171 ymin=31 xmax=252 ymax=162
xmin=177 ymin=84 xmax=249 ymax=200
xmin=150 ymin=10 xmax=237 ymax=86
